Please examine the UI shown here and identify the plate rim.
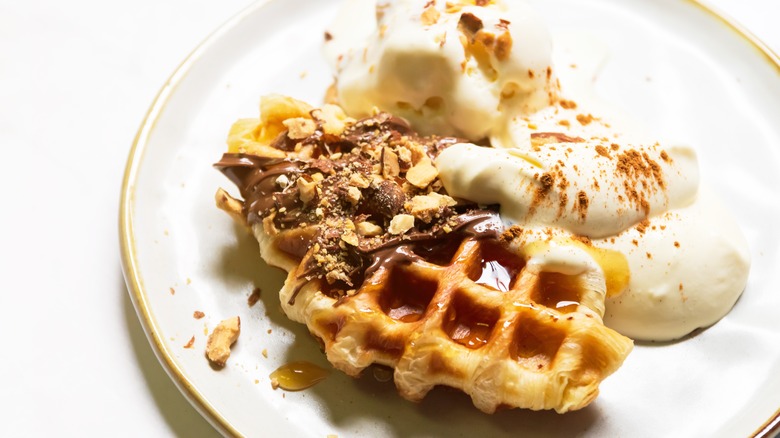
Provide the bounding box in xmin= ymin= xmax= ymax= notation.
xmin=118 ymin=1 xmax=273 ymax=436
xmin=118 ymin=1 xmax=780 ymax=436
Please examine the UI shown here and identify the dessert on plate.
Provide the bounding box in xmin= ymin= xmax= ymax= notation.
xmin=212 ymin=0 xmax=750 ymax=413
xmin=215 ymin=95 xmax=632 ymax=413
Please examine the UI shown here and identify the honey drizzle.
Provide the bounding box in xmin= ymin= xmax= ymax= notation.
xmin=270 ymin=361 xmax=330 ymax=391
xmin=522 ymin=238 xmax=630 ymax=297
xmin=475 ymin=260 xmax=513 ymax=291
xmin=451 ymin=322 xmax=492 ymax=348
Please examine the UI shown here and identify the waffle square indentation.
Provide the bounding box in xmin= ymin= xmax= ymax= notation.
xmin=510 ymin=314 xmax=565 ymax=370
xmin=466 ymin=239 xmax=525 ymax=292
xmin=379 ymin=267 xmax=437 ymax=322
xmin=443 ymin=291 xmax=499 ymax=349
xmin=531 ymin=272 xmax=582 ymax=314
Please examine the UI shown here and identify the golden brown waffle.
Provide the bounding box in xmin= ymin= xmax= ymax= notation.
xmin=255 ymin=230 xmax=632 ymax=413
xmin=215 ymin=96 xmax=632 ymax=413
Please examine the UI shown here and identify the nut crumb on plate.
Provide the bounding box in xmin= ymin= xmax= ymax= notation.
xmin=205 ymin=316 xmax=241 ymax=367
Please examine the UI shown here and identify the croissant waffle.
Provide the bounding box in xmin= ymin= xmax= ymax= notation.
xmin=215 ymin=95 xmax=633 ymax=414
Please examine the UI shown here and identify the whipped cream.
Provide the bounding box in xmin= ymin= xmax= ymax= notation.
xmin=436 ymin=141 xmax=699 ymax=238
xmin=600 ymin=187 xmax=750 ymax=340
xmin=326 ymin=0 xmax=751 ymax=341
xmin=478 ymin=187 xmax=750 ymax=341
xmin=325 ymin=0 xmax=555 ymax=140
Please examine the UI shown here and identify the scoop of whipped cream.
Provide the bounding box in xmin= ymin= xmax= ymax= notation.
xmin=436 ymin=141 xmax=699 ymax=238
xmin=324 ymin=0 xmax=555 ymax=140
xmin=600 ymin=187 xmax=750 ymax=340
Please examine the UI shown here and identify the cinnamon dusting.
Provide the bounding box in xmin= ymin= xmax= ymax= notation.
xmin=575 ymin=191 xmax=589 ymax=220
xmin=500 ymin=225 xmax=525 ymax=244
xmin=594 ymin=145 xmax=611 ymax=158
xmin=614 ymin=149 xmax=666 ymax=215
xmin=559 ymin=99 xmax=577 ymax=110
xmin=576 ymin=114 xmax=594 ymax=125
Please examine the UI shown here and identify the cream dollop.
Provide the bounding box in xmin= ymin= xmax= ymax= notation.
xmin=436 ymin=141 xmax=699 ymax=238
xmin=325 ymin=0 xmax=556 ymax=140
xmin=600 ymin=187 xmax=750 ymax=340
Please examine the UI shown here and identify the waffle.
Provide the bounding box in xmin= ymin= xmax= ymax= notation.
xmin=215 ymin=95 xmax=633 ymax=413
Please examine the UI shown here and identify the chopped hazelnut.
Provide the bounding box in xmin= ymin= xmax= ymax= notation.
xmin=388 ymin=214 xmax=415 ymax=235
xmin=311 ymin=104 xmax=351 ymax=136
xmin=407 ymin=195 xmax=440 ymax=223
xmin=205 ymin=316 xmax=241 ymax=367
xmin=428 ymin=192 xmax=457 ymax=207
xmin=421 ymin=5 xmax=440 ymax=26
xmin=406 ymin=159 xmax=439 ymax=188
xmin=445 ymin=2 xmax=463 ymax=13
xmin=341 ymin=231 xmax=359 ymax=246
xmin=282 ymin=117 xmax=316 ymax=140
xmin=494 ymin=31 xmax=513 ymax=61
xmin=458 ymin=12 xmax=484 ymax=41
xmin=311 ymin=172 xmax=324 ymax=182
xmin=356 ymin=221 xmax=383 ymax=236
xmin=346 ymin=186 xmax=362 ymax=205
xmin=349 ymin=173 xmax=370 ymax=188
xmin=275 ymin=174 xmax=290 ymax=188
xmin=400 ymin=181 xmax=416 ymax=195
xmin=381 ymin=147 xmax=400 ymax=178
xmin=407 ymin=141 xmax=429 ymax=165
xmin=371 ymin=174 xmax=385 ymax=185
xmin=406 ymin=192 xmax=457 ymax=223
xmin=297 ymin=177 xmax=317 ymax=204
xmin=366 ymin=180 xmax=405 ymax=217
xmin=325 ymin=270 xmax=351 ymax=284
xmin=396 ymin=146 xmax=412 ymax=165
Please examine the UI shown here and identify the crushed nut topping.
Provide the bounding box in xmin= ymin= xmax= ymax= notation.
xmin=388 ymin=214 xmax=416 ymax=235
xmin=205 ymin=316 xmax=241 ymax=367
xmin=421 ymin=4 xmax=441 ymax=26
xmin=406 ymin=159 xmax=439 ymax=188
xmin=283 ymin=117 xmax=317 ymax=140
xmin=215 ymin=100 xmax=501 ymax=301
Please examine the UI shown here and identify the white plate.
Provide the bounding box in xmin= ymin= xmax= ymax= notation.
xmin=120 ymin=0 xmax=780 ymax=436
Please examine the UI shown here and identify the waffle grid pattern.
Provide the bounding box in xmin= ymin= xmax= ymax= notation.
xmin=261 ymin=229 xmax=632 ymax=413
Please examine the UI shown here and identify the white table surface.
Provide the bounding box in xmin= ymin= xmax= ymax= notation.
xmin=0 ymin=0 xmax=777 ymax=436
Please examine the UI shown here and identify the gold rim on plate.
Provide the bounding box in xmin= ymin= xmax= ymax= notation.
xmin=119 ymin=1 xmax=780 ymax=436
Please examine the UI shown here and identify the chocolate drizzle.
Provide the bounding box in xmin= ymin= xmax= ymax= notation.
xmin=214 ymin=111 xmax=507 ymax=304
xmin=362 ymin=210 xmax=503 ymax=282
xmin=215 ymin=155 xmax=306 ymax=224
